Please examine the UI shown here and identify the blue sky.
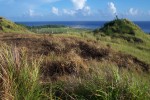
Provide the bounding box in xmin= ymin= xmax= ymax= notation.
xmin=0 ymin=0 xmax=150 ymax=21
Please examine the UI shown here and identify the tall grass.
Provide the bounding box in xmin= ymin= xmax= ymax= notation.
xmin=59 ymin=62 xmax=150 ymax=100
xmin=0 ymin=44 xmax=44 ymax=100
xmin=0 ymin=44 xmax=150 ymax=100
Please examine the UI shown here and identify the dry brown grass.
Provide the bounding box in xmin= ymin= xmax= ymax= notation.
xmin=0 ymin=33 xmax=149 ymax=82
xmin=0 ymin=44 xmax=20 ymax=100
xmin=41 ymin=51 xmax=88 ymax=81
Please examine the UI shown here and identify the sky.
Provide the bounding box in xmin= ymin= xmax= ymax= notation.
xmin=0 ymin=0 xmax=150 ymax=21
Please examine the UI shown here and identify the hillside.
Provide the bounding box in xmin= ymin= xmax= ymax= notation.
xmin=94 ymin=19 xmax=150 ymax=43
xmin=0 ymin=17 xmax=31 ymax=33
xmin=0 ymin=18 xmax=150 ymax=99
xmin=98 ymin=19 xmax=143 ymax=35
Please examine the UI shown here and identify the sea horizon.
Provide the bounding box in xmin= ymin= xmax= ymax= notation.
xmin=16 ymin=21 xmax=150 ymax=33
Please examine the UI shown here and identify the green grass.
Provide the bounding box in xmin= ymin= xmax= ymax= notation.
xmin=0 ymin=44 xmax=43 ymax=99
xmin=0 ymin=43 xmax=150 ymax=100
xmin=94 ymin=34 xmax=150 ymax=65
xmin=29 ymin=27 xmax=90 ymax=34
xmin=93 ymin=18 xmax=150 ymax=65
xmin=0 ymin=17 xmax=150 ymax=100
xmin=97 ymin=19 xmax=143 ymax=35
xmin=0 ymin=17 xmax=31 ymax=34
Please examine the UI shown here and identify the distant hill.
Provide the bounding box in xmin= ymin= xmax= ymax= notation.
xmin=94 ymin=19 xmax=144 ymax=35
xmin=0 ymin=17 xmax=31 ymax=33
xmin=94 ymin=19 xmax=149 ymax=43
xmin=94 ymin=19 xmax=145 ymax=35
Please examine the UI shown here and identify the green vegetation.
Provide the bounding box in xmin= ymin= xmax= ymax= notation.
xmin=0 ymin=17 xmax=150 ymax=100
xmin=94 ymin=18 xmax=150 ymax=64
xmin=27 ymin=24 xmax=66 ymax=29
xmin=19 ymin=24 xmax=91 ymax=34
xmin=0 ymin=43 xmax=150 ymax=100
xmin=94 ymin=18 xmax=150 ymax=45
xmin=0 ymin=17 xmax=31 ymax=33
xmin=94 ymin=19 xmax=143 ymax=35
xmin=30 ymin=27 xmax=89 ymax=34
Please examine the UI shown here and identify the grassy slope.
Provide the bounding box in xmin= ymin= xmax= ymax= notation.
xmin=94 ymin=19 xmax=150 ymax=64
xmin=0 ymin=18 xmax=150 ymax=99
xmin=0 ymin=17 xmax=31 ymax=33
xmin=0 ymin=32 xmax=150 ymax=100
xmin=96 ymin=34 xmax=150 ymax=65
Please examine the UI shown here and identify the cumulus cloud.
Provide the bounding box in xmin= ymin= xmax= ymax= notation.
xmin=71 ymin=0 xmax=87 ymax=10
xmin=29 ymin=9 xmax=34 ymax=17
xmin=108 ymin=2 xmax=117 ymax=15
xmin=52 ymin=7 xmax=59 ymax=15
xmin=42 ymin=0 xmax=61 ymax=3
xmin=63 ymin=9 xmax=76 ymax=16
xmin=129 ymin=8 xmax=138 ymax=16
xmin=63 ymin=0 xmax=91 ymax=16
xmin=83 ymin=6 xmax=91 ymax=16
xmin=24 ymin=9 xmax=43 ymax=17
xmin=2 ymin=0 xmax=61 ymax=3
xmin=63 ymin=6 xmax=91 ymax=16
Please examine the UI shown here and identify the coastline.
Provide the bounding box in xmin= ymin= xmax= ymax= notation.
xmin=16 ymin=21 xmax=150 ymax=33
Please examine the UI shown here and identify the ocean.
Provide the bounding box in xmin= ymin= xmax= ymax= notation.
xmin=16 ymin=21 xmax=150 ymax=33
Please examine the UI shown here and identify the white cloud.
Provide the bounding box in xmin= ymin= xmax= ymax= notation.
xmin=63 ymin=6 xmax=91 ymax=16
xmin=63 ymin=9 xmax=76 ymax=16
xmin=71 ymin=0 xmax=87 ymax=10
xmin=52 ymin=7 xmax=59 ymax=15
xmin=63 ymin=0 xmax=91 ymax=17
xmin=108 ymin=2 xmax=117 ymax=15
xmin=25 ymin=9 xmax=43 ymax=17
xmin=83 ymin=6 xmax=91 ymax=16
xmin=129 ymin=8 xmax=138 ymax=16
xmin=42 ymin=0 xmax=61 ymax=3
xmin=70 ymin=0 xmax=91 ymax=16
xmin=29 ymin=9 xmax=34 ymax=17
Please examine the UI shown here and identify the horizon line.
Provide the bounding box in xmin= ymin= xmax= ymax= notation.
xmin=15 ymin=20 xmax=150 ymax=22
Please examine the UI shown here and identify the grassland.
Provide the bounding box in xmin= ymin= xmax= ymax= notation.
xmin=0 ymin=18 xmax=150 ymax=100
xmin=26 ymin=24 xmax=90 ymax=34
xmin=0 ymin=17 xmax=31 ymax=34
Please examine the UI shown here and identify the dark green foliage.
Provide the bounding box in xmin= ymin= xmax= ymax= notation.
xmin=25 ymin=24 xmax=66 ymax=29
xmin=95 ymin=19 xmax=143 ymax=36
